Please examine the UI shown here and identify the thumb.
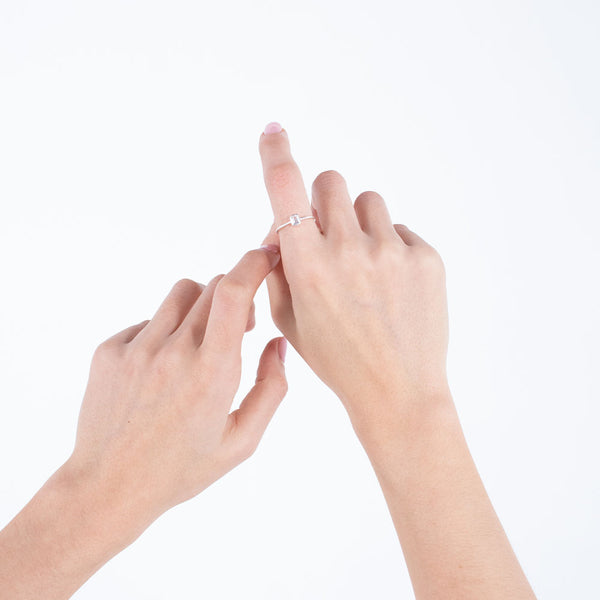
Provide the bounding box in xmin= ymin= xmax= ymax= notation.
xmin=262 ymin=224 xmax=296 ymax=335
xmin=225 ymin=337 xmax=288 ymax=460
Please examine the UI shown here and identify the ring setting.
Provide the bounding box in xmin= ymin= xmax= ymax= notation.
xmin=275 ymin=213 xmax=316 ymax=233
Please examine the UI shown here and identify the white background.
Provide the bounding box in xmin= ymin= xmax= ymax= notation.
xmin=1 ymin=1 xmax=598 ymax=598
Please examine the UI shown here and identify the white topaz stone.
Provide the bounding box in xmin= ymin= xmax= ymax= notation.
xmin=290 ymin=213 xmax=301 ymax=226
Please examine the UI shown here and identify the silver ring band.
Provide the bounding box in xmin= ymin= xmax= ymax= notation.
xmin=275 ymin=213 xmax=316 ymax=233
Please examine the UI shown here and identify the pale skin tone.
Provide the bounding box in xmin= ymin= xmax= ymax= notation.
xmin=0 ymin=123 xmax=536 ymax=599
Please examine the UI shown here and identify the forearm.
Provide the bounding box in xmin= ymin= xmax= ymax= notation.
xmin=0 ymin=462 xmax=147 ymax=600
xmin=353 ymin=391 xmax=536 ymax=600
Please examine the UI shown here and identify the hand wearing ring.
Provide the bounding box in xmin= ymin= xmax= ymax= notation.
xmin=275 ymin=213 xmax=316 ymax=233
xmin=258 ymin=122 xmax=449 ymax=416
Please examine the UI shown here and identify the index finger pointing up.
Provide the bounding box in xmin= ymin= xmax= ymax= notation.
xmin=259 ymin=123 xmax=320 ymax=246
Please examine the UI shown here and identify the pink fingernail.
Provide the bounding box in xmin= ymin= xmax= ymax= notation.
xmin=259 ymin=244 xmax=280 ymax=254
xmin=264 ymin=121 xmax=283 ymax=135
xmin=278 ymin=337 xmax=287 ymax=362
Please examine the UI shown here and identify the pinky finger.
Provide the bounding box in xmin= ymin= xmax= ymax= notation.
xmin=393 ymin=224 xmax=430 ymax=247
xmin=106 ymin=320 xmax=151 ymax=345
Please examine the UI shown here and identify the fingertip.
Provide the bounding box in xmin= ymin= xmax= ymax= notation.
xmin=263 ymin=335 xmax=282 ymax=358
xmin=259 ymin=243 xmax=280 ymax=254
xmin=263 ymin=121 xmax=283 ymax=135
xmin=256 ymin=244 xmax=281 ymax=269
xmin=259 ymin=124 xmax=290 ymax=153
xmin=256 ymin=336 xmax=287 ymax=379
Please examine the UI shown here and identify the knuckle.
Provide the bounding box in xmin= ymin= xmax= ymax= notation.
xmin=163 ymin=338 xmax=188 ymax=360
xmin=214 ymin=277 xmax=247 ymax=306
xmin=244 ymin=247 xmax=268 ymax=263
xmin=415 ymin=245 xmax=445 ymax=274
xmin=235 ymin=436 xmax=259 ymax=462
xmin=92 ymin=340 xmax=117 ymax=363
xmin=422 ymin=244 xmax=443 ymax=263
xmin=258 ymin=372 xmax=288 ymax=397
xmin=207 ymin=273 xmax=226 ymax=288
xmin=272 ymin=375 xmax=289 ymax=397
xmin=172 ymin=278 xmax=201 ymax=295
xmin=314 ymin=169 xmax=345 ymax=185
xmin=172 ymin=325 xmax=198 ymax=348
xmin=355 ymin=190 xmax=383 ymax=205
xmin=372 ymin=239 xmax=404 ymax=267
xmin=152 ymin=341 xmax=187 ymax=374
xmin=335 ymin=226 xmax=361 ymax=245
xmin=166 ymin=279 xmax=202 ymax=310
xmin=197 ymin=345 xmax=229 ymax=374
xmin=335 ymin=237 xmax=363 ymax=262
xmin=312 ymin=169 xmax=346 ymax=192
xmin=121 ymin=345 xmax=148 ymax=376
xmin=267 ymin=162 xmax=297 ymax=191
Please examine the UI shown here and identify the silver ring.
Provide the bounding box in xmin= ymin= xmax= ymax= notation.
xmin=275 ymin=213 xmax=316 ymax=233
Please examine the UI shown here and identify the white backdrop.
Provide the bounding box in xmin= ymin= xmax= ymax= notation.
xmin=1 ymin=1 xmax=598 ymax=598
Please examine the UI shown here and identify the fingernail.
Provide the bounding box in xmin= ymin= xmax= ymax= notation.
xmin=264 ymin=121 xmax=282 ymax=135
xmin=259 ymin=244 xmax=280 ymax=254
xmin=278 ymin=337 xmax=287 ymax=362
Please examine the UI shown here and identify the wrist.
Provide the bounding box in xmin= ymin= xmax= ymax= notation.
xmin=53 ymin=458 xmax=154 ymax=554
xmin=345 ymin=383 xmax=459 ymax=460
xmin=352 ymin=391 xmax=468 ymax=505
xmin=0 ymin=460 xmax=151 ymax=600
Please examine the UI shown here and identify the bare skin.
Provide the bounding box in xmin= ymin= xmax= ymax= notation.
xmin=0 ymin=122 xmax=537 ymax=599
xmin=259 ymin=122 xmax=537 ymax=599
xmin=0 ymin=250 xmax=287 ymax=599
